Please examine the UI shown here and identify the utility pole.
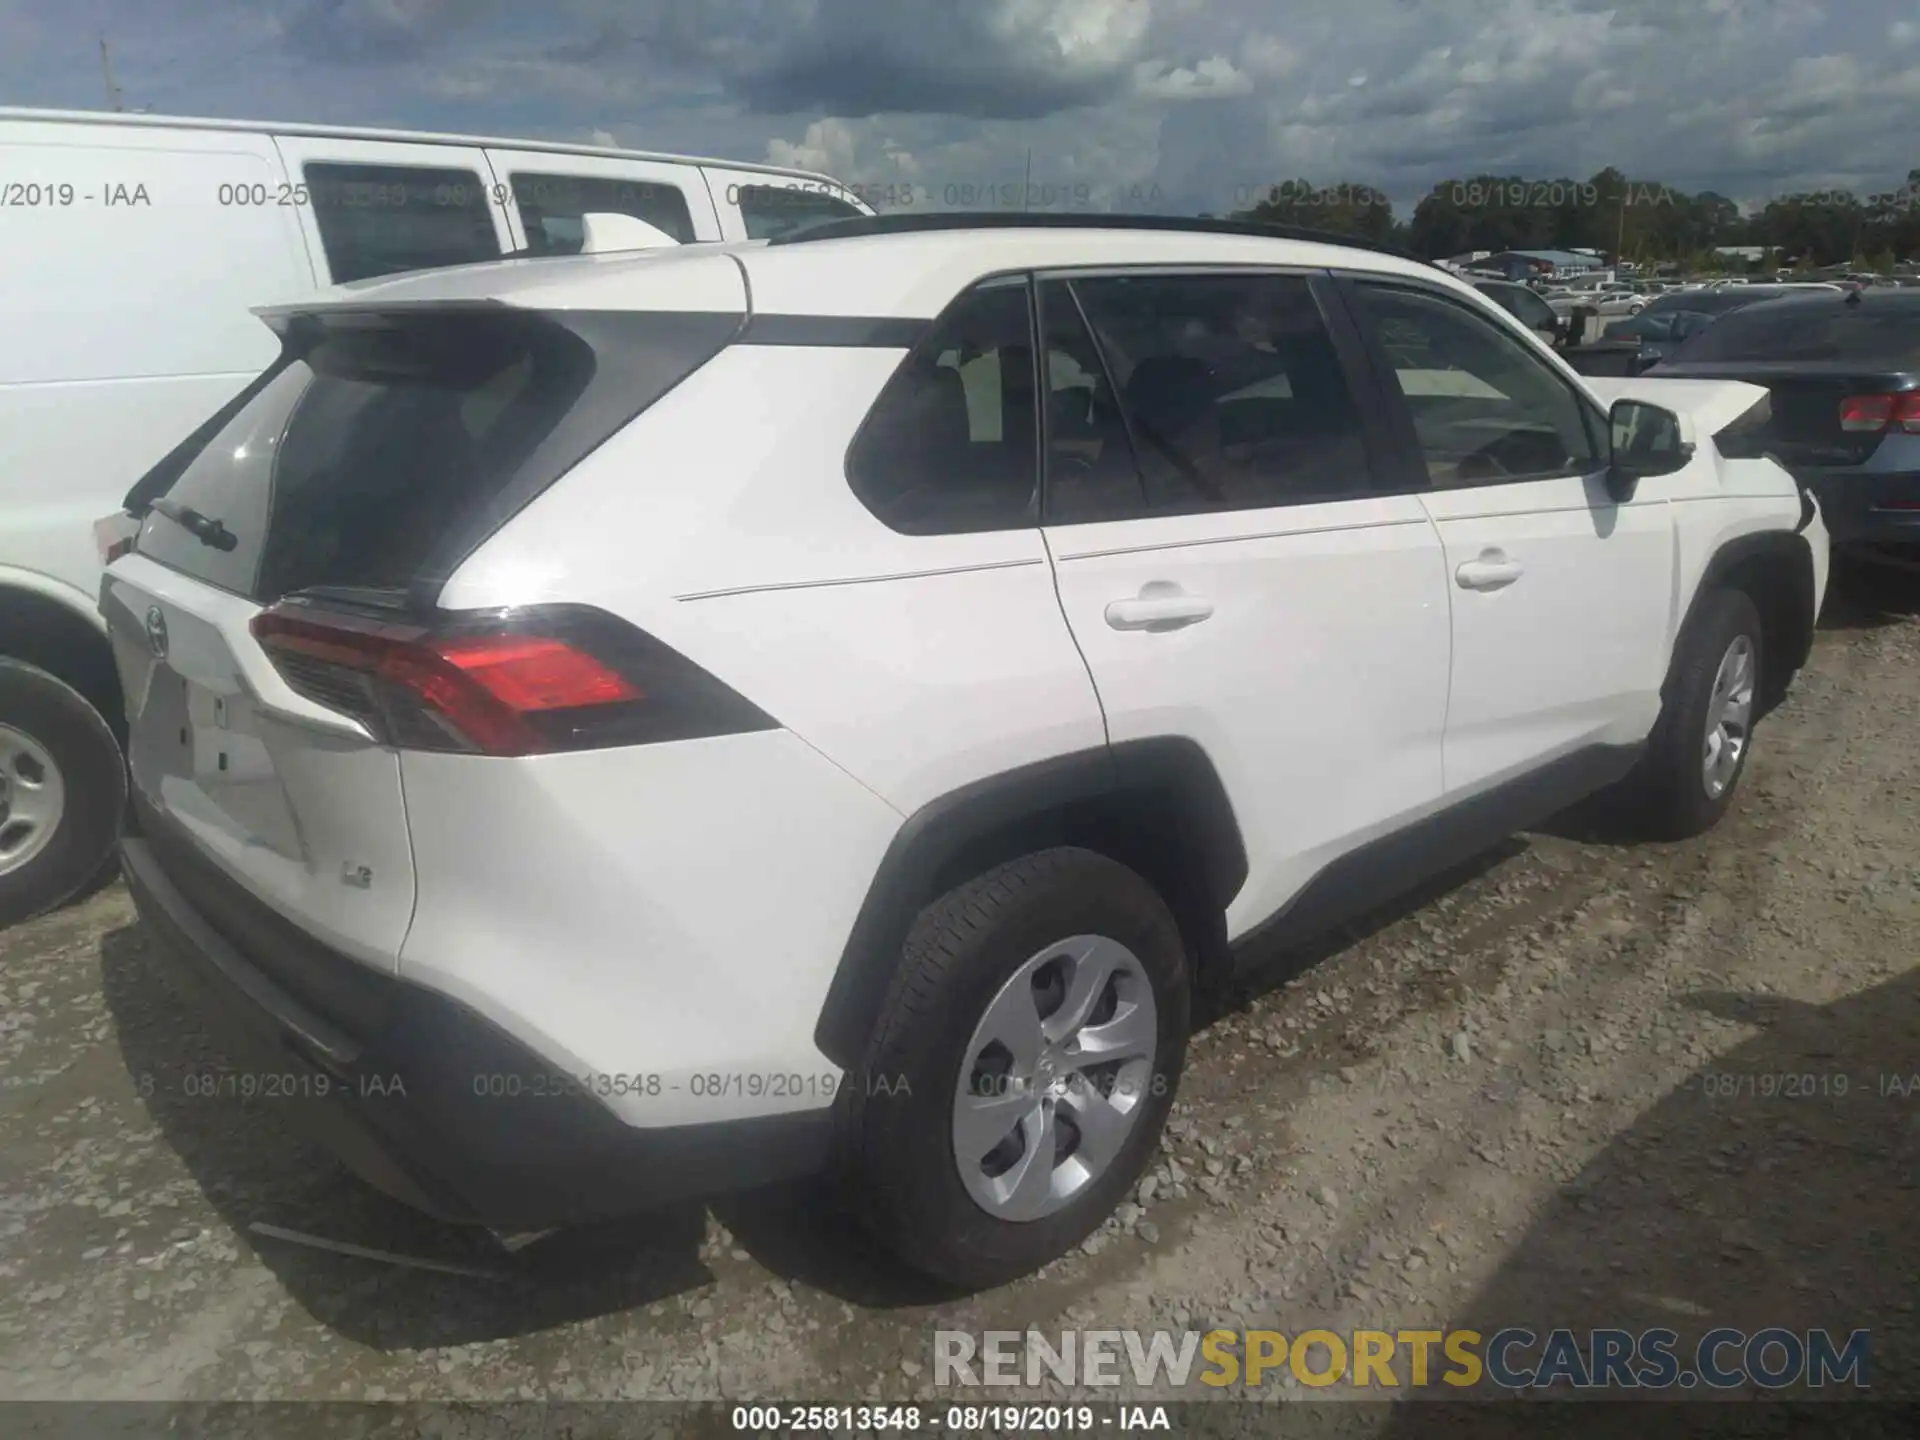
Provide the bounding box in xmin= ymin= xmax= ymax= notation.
xmin=1020 ymin=147 xmax=1032 ymax=212
xmin=98 ymin=33 xmax=124 ymax=112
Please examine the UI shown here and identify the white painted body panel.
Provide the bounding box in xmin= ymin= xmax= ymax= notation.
xmin=1418 ymin=471 xmax=1675 ymax=794
xmin=1040 ymin=498 xmax=1451 ymax=939
xmin=398 ymin=733 xmax=902 ymax=1125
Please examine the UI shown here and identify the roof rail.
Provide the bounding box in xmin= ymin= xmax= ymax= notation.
xmin=767 ymin=210 xmax=1434 ymax=266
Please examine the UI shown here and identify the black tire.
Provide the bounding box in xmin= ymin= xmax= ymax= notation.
xmin=0 ymin=658 xmax=127 ymax=929
xmin=836 ymin=847 xmax=1190 ymax=1290
xmin=1620 ymin=588 xmax=1764 ymax=840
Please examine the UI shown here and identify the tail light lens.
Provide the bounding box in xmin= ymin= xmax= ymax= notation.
xmin=1839 ymin=393 xmax=1920 ymax=434
xmin=249 ymin=601 xmax=778 ymax=756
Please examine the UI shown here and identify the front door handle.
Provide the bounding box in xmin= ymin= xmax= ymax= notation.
xmin=1455 ymin=551 xmax=1525 ymax=591
xmin=1105 ymin=590 xmax=1214 ymax=631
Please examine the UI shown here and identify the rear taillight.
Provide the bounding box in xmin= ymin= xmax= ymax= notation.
xmin=249 ymin=602 xmax=777 ymax=756
xmin=1839 ymin=393 xmax=1920 ymax=434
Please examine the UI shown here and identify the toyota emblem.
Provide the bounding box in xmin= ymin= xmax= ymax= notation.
xmin=144 ymin=605 xmax=169 ymax=659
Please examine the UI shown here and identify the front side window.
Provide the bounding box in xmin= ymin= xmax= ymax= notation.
xmin=1512 ymin=289 xmax=1558 ymax=331
xmin=510 ymin=172 xmax=696 ymax=253
xmin=1068 ymin=271 xmax=1374 ymax=515
xmin=1353 ymin=283 xmax=1602 ymax=487
xmin=845 ymin=282 xmax=1039 ymax=534
xmin=304 ymin=163 xmax=500 ymax=283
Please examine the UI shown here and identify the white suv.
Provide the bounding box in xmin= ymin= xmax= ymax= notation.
xmin=106 ymin=215 xmax=1828 ymax=1289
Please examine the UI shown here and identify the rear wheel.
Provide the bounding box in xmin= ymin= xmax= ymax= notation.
xmin=0 ymin=659 xmax=125 ymax=928
xmin=838 ymin=847 xmax=1189 ymax=1290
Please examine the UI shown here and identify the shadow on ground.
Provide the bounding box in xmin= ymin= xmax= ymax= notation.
xmin=1818 ymin=556 xmax=1920 ymax=633
xmin=96 ymin=834 xmax=1539 ymax=1340
xmin=1209 ymin=840 xmax=1526 ymax=1026
xmin=1373 ymin=966 xmax=1920 ymax=1431
xmin=97 ymin=920 xmax=961 ymax=1348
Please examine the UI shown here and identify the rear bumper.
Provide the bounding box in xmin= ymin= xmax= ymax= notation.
xmin=1795 ymin=468 xmax=1920 ymax=547
xmin=120 ymin=831 xmax=833 ymax=1230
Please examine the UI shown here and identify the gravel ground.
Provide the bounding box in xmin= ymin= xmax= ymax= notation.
xmin=2 ymin=573 xmax=1916 ymax=1424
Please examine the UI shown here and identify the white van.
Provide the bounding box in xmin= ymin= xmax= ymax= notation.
xmin=0 ymin=107 xmax=872 ymax=924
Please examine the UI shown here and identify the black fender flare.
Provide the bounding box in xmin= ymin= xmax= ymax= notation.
xmin=812 ymin=737 xmax=1247 ymax=1069
xmin=1676 ymin=528 xmax=1818 ymax=686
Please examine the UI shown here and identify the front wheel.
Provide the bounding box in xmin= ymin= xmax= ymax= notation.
xmin=0 ymin=659 xmax=126 ymax=929
xmin=1618 ymin=588 xmax=1763 ymax=840
xmin=837 ymin=847 xmax=1189 ymax=1290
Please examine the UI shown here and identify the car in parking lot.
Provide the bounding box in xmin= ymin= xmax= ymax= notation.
xmin=102 ymin=212 xmax=1828 ymax=1290
xmin=1649 ymin=288 xmax=1920 ymax=559
xmin=1603 ymin=286 xmax=1839 ymax=373
xmin=0 ymin=105 xmax=872 ymax=929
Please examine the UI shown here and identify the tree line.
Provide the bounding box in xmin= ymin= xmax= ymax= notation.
xmin=1228 ymin=165 xmax=1920 ymax=271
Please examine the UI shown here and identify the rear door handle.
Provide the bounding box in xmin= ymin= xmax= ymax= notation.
xmin=1105 ymin=592 xmax=1214 ymax=631
xmin=1455 ymin=553 xmax=1525 ymax=591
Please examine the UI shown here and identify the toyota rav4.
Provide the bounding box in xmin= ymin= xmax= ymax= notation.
xmin=106 ymin=214 xmax=1828 ymax=1290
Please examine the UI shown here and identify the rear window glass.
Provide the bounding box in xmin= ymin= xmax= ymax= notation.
xmin=134 ymin=308 xmax=741 ymax=604
xmin=304 ymin=162 xmax=501 ymax=283
xmin=734 ymin=183 xmax=864 ymax=240
xmin=1672 ymin=300 xmax=1920 ymax=364
xmin=510 ymin=172 xmax=697 ymax=253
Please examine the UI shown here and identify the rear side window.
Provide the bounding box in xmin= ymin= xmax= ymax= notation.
xmin=1037 ymin=280 xmax=1145 ymax=524
xmin=1069 ymin=272 xmax=1375 ymax=514
xmin=304 ymin=163 xmax=500 ymax=283
xmin=845 ymin=281 xmax=1039 ymax=534
xmin=135 ymin=308 xmax=741 ymax=603
xmin=511 ymin=172 xmax=696 ymax=253
xmin=735 ymin=183 xmax=864 ymax=240
xmin=1672 ymin=300 xmax=1920 ymax=365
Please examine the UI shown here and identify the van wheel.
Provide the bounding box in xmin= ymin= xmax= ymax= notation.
xmin=0 ymin=660 xmax=126 ymax=928
xmin=837 ymin=847 xmax=1189 ymax=1290
xmin=1620 ymin=588 xmax=1764 ymax=840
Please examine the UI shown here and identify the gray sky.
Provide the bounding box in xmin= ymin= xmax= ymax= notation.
xmin=4 ymin=0 xmax=1917 ymax=215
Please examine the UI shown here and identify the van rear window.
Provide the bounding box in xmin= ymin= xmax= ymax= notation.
xmin=133 ymin=307 xmax=742 ymax=605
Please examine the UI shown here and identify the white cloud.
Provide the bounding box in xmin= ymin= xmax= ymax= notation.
xmin=1132 ymin=55 xmax=1252 ymax=100
xmin=765 ymin=116 xmax=862 ymax=177
xmin=1239 ymin=32 xmax=1299 ymax=80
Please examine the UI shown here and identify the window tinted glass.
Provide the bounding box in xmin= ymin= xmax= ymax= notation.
xmin=1037 ymin=281 xmax=1145 ymax=523
xmin=1672 ymin=300 xmax=1920 ymax=365
xmin=137 ymin=309 xmax=739 ymax=600
xmin=1070 ymin=272 xmax=1373 ymax=514
xmin=1355 ymin=283 xmax=1601 ymax=486
xmin=510 ymin=172 xmax=696 ymax=253
xmin=736 ymin=184 xmax=864 ymax=240
xmin=846 ymin=282 xmax=1039 ymax=534
xmin=304 ymin=163 xmax=500 ymax=283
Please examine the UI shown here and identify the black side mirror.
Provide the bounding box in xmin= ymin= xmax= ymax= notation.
xmin=1607 ymin=398 xmax=1693 ymax=500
